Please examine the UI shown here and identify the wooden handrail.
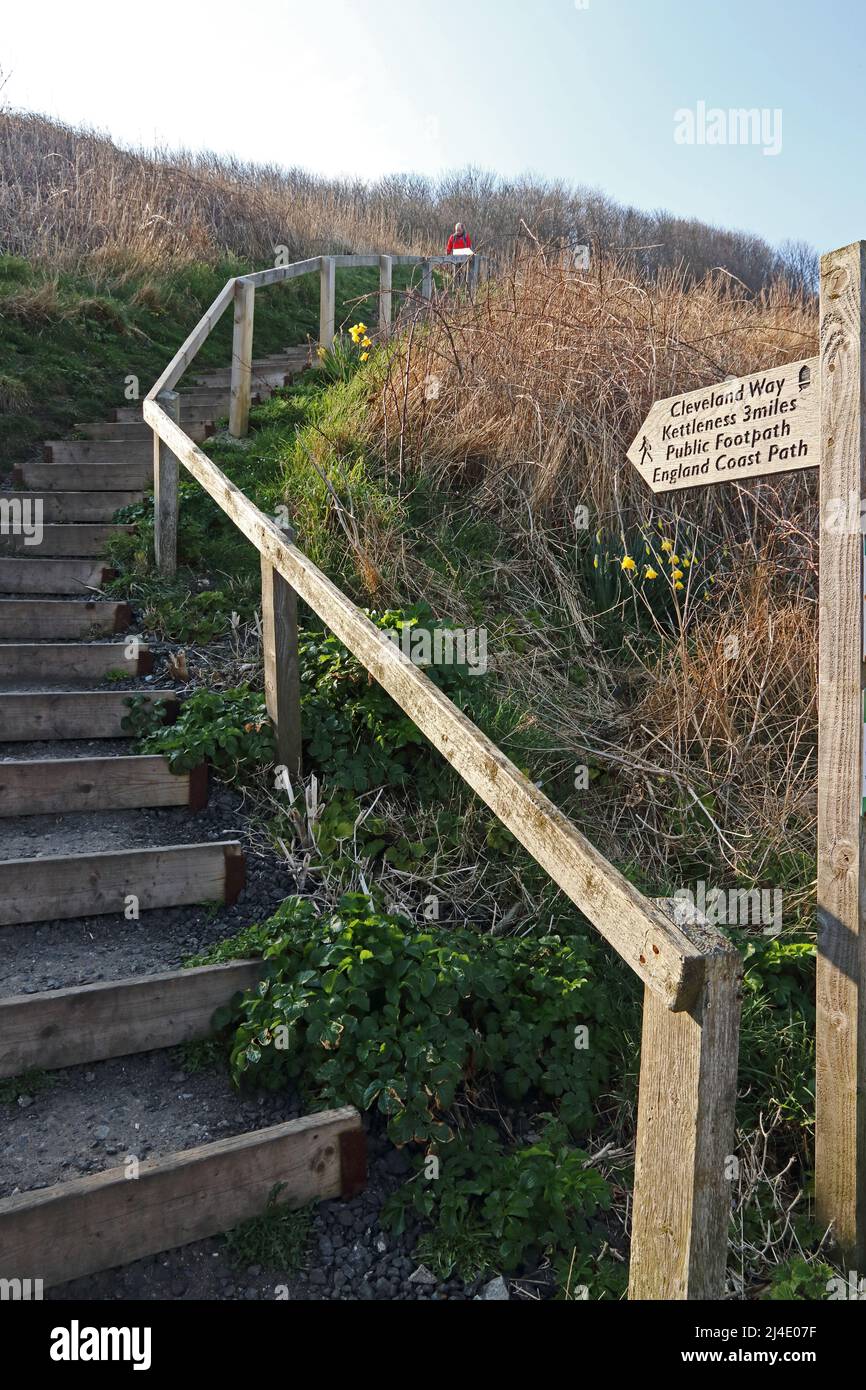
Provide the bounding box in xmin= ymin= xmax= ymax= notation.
xmin=144 ymin=248 xmax=741 ymax=1299
xmin=146 ymin=397 xmax=702 ymax=1008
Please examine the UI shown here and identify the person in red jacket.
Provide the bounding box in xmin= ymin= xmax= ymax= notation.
xmin=446 ymin=222 xmax=472 ymax=255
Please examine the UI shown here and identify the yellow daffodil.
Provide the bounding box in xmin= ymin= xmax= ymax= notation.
xmin=682 ymin=557 xmax=691 ymax=568
xmin=621 ymin=555 xmax=636 ymax=572
xmin=645 ymin=566 xmax=658 ymax=580
xmin=361 ymin=336 xmax=372 ymax=347
xmin=360 ymin=351 xmax=369 ymax=362
xmin=675 ymin=581 xmax=685 ymax=591
xmin=670 ymin=554 xmax=680 ymax=565
xmin=316 ymin=346 xmax=327 ymax=358
xmin=673 ymin=569 xmax=684 ymax=581
xmin=660 ymin=538 xmax=673 ymax=552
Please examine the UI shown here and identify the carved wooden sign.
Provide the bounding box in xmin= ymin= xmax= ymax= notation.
xmin=627 ymin=356 xmax=819 ymax=493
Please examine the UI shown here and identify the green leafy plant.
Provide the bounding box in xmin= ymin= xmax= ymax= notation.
xmin=127 ymin=685 xmax=275 ymax=773
xmin=386 ymin=1120 xmax=610 ymax=1280
xmin=299 ymin=605 xmax=485 ymax=796
xmin=763 ymin=1256 xmax=838 ymax=1301
xmin=206 ymin=894 xmax=612 ymax=1146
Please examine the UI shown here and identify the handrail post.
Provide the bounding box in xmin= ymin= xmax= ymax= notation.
xmin=421 ymin=259 xmax=432 ymax=301
xmin=153 ymin=389 xmax=180 ymax=576
xmin=229 ymin=277 xmax=255 ymax=438
xmin=319 ymin=255 xmax=336 ymax=357
xmin=816 ymin=239 xmax=866 ymax=1268
xmin=261 ymin=541 xmax=302 ymax=782
xmin=629 ymin=905 xmax=741 ymax=1299
xmin=379 ymin=254 xmax=393 ymax=337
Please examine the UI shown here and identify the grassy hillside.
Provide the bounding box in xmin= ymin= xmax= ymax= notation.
xmin=1 ymin=109 xmax=816 ymax=292
xmin=0 ymin=252 xmax=423 ymax=466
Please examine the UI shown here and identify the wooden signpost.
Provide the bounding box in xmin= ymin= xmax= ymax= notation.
xmin=628 ymin=240 xmax=865 ymax=1272
xmin=626 ymin=356 xmax=819 ymax=493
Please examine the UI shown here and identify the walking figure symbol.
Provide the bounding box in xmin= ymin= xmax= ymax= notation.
xmin=639 ymin=436 xmax=652 ymax=466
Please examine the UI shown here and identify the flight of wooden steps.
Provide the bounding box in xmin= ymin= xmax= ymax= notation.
xmin=0 ymin=348 xmax=364 ymax=1292
xmin=0 ymin=375 xmax=248 ymax=920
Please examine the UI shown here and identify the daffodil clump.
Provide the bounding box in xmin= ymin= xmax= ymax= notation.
xmin=349 ymin=321 xmax=372 ymax=362
xmin=315 ymin=321 xmax=375 ymax=382
xmin=586 ymin=521 xmax=714 ymax=623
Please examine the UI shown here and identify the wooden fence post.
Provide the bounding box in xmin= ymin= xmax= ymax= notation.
xmin=261 ymin=551 xmax=302 ymax=781
xmin=629 ymin=910 xmax=741 ymax=1299
xmin=319 ymin=255 xmax=336 ymax=356
xmin=153 ymin=389 xmax=179 ymax=576
xmin=229 ymin=277 xmax=255 ymax=439
xmin=421 ymin=259 xmax=433 ymax=301
xmin=816 ymin=239 xmax=866 ymax=1270
xmin=379 ymin=254 xmax=393 ymax=336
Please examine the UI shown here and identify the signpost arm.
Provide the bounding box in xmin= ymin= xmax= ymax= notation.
xmin=816 ymin=240 xmax=866 ymax=1271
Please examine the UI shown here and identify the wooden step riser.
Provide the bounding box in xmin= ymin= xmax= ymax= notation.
xmin=175 ymin=388 xmax=253 ymax=404
xmin=0 ymin=840 xmax=242 ymax=925
xmin=0 ymin=755 xmax=206 ymax=817
xmin=44 ymin=442 xmax=152 ymax=463
xmin=0 ymin=643 xmax=151 ymax=682
xmin=113 ymin=404 xmax=226 ymax=423
xmin=0 ymin=524 xmax=133 ymax=557
xmin=0 ymin=1108 xmax=362 ymax=1291
xmin=192 ymin=370 xmax=290 ymax=389
xmin=0 ymin=959 xmax=259 ymax=1077
xmin=75 ymin=421 xmax=211 ymax=442
xmin=14 ymin=462 xmax=151 ymax=491
xmin=0 ymin=559 xmax=115 ymax=594
xmin=0 ymin=600 xmax=132 ymax=640
xmin=4 ymin=491 xmax=143 ymax=520
xmin=0 ymin=690 xmax=177 ymax=741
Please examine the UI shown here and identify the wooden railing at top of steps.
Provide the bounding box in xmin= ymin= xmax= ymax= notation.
xmin=143 ymin=251 xmax=741 ymax=1301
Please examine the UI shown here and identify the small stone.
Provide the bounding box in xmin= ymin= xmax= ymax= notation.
xmin=480 ymin=1275 xmax=510 ymax=1300
xmin=17 ymin=1095 xmax=32 ymax=1109
xmin=94 ymin=1124 xmax=110 ymax=1141
xmin=407 ymin=1264 xmax=437 ymax=1287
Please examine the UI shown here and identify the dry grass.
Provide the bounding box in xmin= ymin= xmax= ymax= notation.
xmin=1 ymin=109 xmax=811 ymax=292
xmin=367 ymin=251 xmax=820 ymax=903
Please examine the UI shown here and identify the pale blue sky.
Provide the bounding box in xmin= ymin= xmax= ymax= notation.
xmin=2 ymin=0 xmax=863 ymax=253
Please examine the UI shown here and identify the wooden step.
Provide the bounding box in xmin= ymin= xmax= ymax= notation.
xmin=0 ymin=558 xmax=115 ymax=594
xmin=44 ymin=440 xmax=151 ymax=463
xmin=75 ymin=420 xmax=211 ymax=442
xmin=0 ymin=641 xmax=151 ymax=682
xmin=14 ymin=461 xmax=152 ymax=491
xmin=0 ymin=689 xmax=177 ymax=741
xmin=0 ymin=754 xmax=207 ymax=816
xmin=0 ymin=1108 xmax=363 ymax=1291
xmin=0 ymin=959 xmax=259 ymax=1076
xmin=4 ymin=490 xmax=142 ymax=521
xmin=192 ymin=367 xmax=289 ymax=389
xmin=0 ymin=839 xmax=243 ymax=924
xmin=0 ymin=599 xmax=132 ymax=640
xmin=0 ymin=523 xmax=133 ymax=557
